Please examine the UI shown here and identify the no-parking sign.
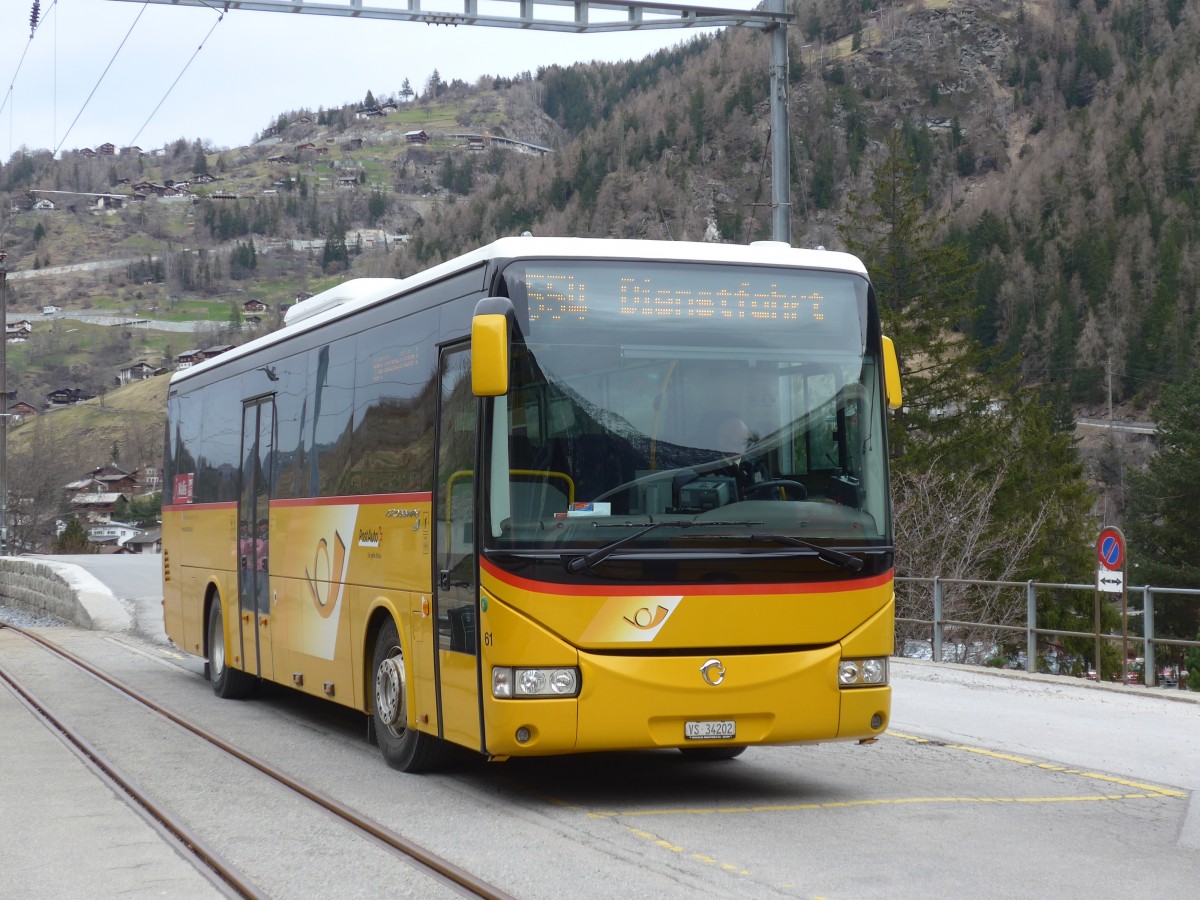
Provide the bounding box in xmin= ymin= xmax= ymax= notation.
xmin=1096 ymin=526 xmax=1125 ymax=572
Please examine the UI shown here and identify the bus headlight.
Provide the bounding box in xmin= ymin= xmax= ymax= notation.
xmin=839 ymin=657 xmax=888 ymax=687
xmin=492 ymin=666 xmax=580 ymax=698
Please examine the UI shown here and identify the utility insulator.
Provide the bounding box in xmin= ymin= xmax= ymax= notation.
xmin=30 ymin=0 xmax=41 ymax=35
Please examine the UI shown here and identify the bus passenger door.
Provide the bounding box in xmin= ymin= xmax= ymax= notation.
xmin=433 ymin=344 xmax=482 ymax=750
xmin=238 ymin=397 xmax=275 ymax=681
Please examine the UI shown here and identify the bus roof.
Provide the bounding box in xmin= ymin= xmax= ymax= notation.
xmin=170 ymin=236 xmax=868 ymax=387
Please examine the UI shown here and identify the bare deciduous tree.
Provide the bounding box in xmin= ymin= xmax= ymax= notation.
xmin=6 ymin=417 xmax=81 ymax=552
xmin=894 ymin=460 xmax=1049 ymax=664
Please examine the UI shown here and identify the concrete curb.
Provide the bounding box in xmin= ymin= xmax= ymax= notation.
xmin=0 ymin=557 xmax=132 ymax=632
xmin=892 ymin=656 xmax=1200 ymax=704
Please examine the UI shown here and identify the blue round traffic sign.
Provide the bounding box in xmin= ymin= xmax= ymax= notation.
xmin=1097 ymin=527 xmax=1124 ymax=571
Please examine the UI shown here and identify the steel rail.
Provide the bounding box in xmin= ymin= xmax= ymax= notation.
xmin=0 ymin=650 xmax=260 ymax=898
xmin=2 ymin=624 xmax=514 ymax=900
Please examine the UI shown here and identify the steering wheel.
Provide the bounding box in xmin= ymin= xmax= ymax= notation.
xmin=743 ymin=479 xmax=807 ymax=500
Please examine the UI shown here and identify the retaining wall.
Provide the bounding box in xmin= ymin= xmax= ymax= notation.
xmin=0 ymin=557 xmax=131 ymax=631
xmin=0 ymin=558 xmax=93 ymax=626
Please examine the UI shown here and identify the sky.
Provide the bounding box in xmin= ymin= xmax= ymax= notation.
xmin=1 ymin=0 xmax=749 ymax=159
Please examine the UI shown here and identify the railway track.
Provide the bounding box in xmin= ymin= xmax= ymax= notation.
xmin=0 ymin=623 xmax=514 ymax=900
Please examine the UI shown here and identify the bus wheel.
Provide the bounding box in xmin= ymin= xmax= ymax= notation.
xmin=372 ymin=619 xmax=445 ymax=773
xmin=207 ymin=601 xmax=256 ymax=699
xmin=679 ymin=746 xmax=746 ymax=762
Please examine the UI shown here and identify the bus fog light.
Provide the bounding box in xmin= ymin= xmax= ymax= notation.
xmin=516 ymin=727 xmax=532 ymax=744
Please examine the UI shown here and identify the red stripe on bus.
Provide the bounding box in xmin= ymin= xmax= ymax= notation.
xmin=480 ymin=557 xmax=892 ymax=596
xmin=162 ymin=501 xmax=237 ymax=513
xmin=269 ymin=492 xmax=432 ymax=508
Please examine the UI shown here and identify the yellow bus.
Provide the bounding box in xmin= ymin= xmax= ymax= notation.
xmin=162 ymin=236 xmax=902 ymax=771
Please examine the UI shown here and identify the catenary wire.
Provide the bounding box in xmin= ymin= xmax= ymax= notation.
xmin=1 ymin=3 xmax=148 ymax=243
xmin=3 ymin=0 xmax=59 ymax=157
xmin=0 ymin=1 xmax=60 ymax=121
xmin=51 ymin=4 xmax=150 ymax=159
xmin=127 ymin=7 xmax=226 ymax=148
xmin=2 ymin=2 xmax=230 ymax=244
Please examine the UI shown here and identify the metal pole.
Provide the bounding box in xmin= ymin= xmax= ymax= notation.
xmin=931 ymin=576 xmax=943 ymax=663
xmin=768 ymin=0 xmax=791 ymax=244
xmin=1121 ymin=581 xmax=1129 ymax=684
xmin=1143 ymin=585 xmax=1154 ymax=688
xmin=1026 ymin=581 xmax=1037 ymax=674
xmin=1 ymin=249 xmax=8 ymax=555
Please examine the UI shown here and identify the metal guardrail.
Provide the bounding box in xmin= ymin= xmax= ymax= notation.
xmin=895 ymin=576 xmax=1200 ymax=688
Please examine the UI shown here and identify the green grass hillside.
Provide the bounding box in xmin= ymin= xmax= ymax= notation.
xmin=8 ymin=374 xmax=169 ymax=476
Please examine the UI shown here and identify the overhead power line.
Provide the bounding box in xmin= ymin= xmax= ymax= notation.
xmin=52 ymin=5 xmax=149 ymax=158
xmin=1 ymin=0 xmax=59 ymax=122
xmin=0 ymin=1 xmax=144 ymax=246
xmin=128 ymin=9 xmax=226 ymax=148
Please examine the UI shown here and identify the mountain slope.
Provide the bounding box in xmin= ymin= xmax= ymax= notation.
xmin=3 ymin=0 xmax=1196 ymax=419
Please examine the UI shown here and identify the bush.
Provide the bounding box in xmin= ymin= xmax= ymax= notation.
xmin=1185 ymin=638 xmax=1200 ymax=691
xmin=55 ymin=518 xmax=95 ymax=554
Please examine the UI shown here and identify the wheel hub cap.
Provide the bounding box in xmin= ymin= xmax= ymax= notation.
xmin=375 ymin=656 xmax=404 ymax=726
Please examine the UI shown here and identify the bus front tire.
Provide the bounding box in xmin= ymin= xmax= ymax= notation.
xmin=679 ymin=746 xmax=746 ymax=762
xmin=372 ymin=619 xmax=445 ymax=773
xmin=207 ymin=600 xmax=256 ymax=699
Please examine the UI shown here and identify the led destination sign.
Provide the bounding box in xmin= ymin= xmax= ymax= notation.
xmin=508 ymin=261 xmax=866 ymax=352
xmin=525 ymin=271 xmax=832 ymax=325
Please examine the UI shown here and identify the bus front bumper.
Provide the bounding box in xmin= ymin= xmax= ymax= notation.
xmin=482 ymin=647 xmax=890 ymax=757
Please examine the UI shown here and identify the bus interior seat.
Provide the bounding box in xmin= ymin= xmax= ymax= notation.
xmin=567 ymin=433 xmax=637 ymax=512
xmin=508 ymin=435 xmax=570 ymax=521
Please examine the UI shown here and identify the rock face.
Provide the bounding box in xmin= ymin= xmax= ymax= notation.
xmin=777 ymin=0 xmax=1026 ymax=248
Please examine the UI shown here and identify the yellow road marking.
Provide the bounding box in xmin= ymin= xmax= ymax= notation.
xmin=582 ymin=734 xmax=1184 ymax=820
xmin=888 ymin=731 xmax=1187 ymax=798
xmin=627 ymin=827 xmax=750 ymax=876
xmin=588 ymin=791 xmax=1173 ymax=818
xmin=597 ymin=730 xmax=1185 ymax=895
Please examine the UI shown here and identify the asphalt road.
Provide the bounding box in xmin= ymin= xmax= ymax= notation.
xmin=9 ymin=554 xmax=1198 ymax=896
xmin=889 ymin=658 xmax=1200 ymax=851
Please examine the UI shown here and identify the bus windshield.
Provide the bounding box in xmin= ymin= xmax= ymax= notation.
xmin=485 ymin=258 xmax=891 ymax=564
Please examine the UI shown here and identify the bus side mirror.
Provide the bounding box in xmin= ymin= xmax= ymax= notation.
xmin=881 ymin=336 xmax=902 ymax=410
xmin=471 ymin=297 xmax=515 ymax=397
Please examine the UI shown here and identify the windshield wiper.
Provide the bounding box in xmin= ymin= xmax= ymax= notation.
xmin=564 ymin=520 xmax=762 ymax=574
xmin=750 ymin=533 xmax=864 ymax=573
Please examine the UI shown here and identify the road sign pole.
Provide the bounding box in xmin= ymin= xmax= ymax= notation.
xmin=1095 ymin=526 xmax=1127 ymax=684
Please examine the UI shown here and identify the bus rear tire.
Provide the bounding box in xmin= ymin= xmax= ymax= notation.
xmin=679 ymin=746 xmax=746 ymax=762
xmin=207 ymin=600 xmax=256 ymax=699
xmin=373 ymin=619 xmax=445 ymax=773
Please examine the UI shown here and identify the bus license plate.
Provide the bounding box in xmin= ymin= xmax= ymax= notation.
xmin=685 ymin=720 xmax=736 ymax=740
